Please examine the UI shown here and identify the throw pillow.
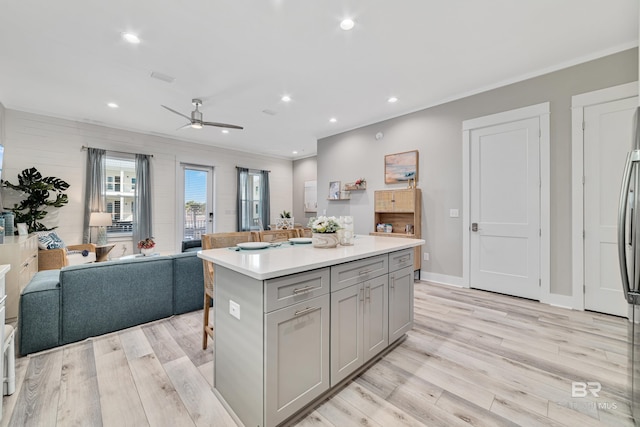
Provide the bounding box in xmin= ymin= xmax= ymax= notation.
xmin=36 ymin=231 xmax=66 ymax=250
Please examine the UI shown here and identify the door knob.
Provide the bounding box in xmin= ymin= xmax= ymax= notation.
xmin=471 ymin=223 xmax=478 ymax=232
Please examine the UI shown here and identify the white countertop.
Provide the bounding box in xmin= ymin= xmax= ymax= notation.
xmin=197 ymin=235 xmax=424 ymax=280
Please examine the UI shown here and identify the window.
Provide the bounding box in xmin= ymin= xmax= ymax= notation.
xmin=237 ymin=168 xmax=270 ymax=231
xmin=105 ymin=155 xmax=135 ymax=235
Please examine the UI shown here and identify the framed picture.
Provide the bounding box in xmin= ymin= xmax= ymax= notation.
xmin=329 ymin=181 xmax=341 ymax=199
xmin=385 ymin=150 xmax=419 ymax=184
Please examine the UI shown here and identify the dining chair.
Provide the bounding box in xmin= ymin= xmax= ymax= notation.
xmin=256 ymin=229 xmax=300 ymax=243
xmin=201 ymin=232 xmax=255 ymax=350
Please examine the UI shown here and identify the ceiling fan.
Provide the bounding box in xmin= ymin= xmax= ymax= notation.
xmin=161 ymin=98 xmax=243 ymax=130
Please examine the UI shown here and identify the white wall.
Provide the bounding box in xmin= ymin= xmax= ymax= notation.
xmin=292 ymin=156 xmax=317 ymax=225
xmin=2 ymin=109 xmax=293 ymax=255
xmin=318 ymin=48 xmax=639 ymax=297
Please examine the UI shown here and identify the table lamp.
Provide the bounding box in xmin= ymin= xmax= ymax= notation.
xmin=89 ymin=212 xmax=112 ymax=245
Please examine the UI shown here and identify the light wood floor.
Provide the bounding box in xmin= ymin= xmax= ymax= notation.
xmin=2 ymin=282 xmax=635 ymax=426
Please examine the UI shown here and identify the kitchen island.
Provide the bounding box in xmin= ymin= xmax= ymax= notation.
xmin=198 ymin=235 xmax=424 ymax=427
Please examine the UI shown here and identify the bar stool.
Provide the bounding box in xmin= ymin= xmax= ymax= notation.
xmin=3 ymin=324 xmax=15 ymax=395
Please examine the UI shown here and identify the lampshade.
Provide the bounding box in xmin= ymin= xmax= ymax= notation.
xmin=89 ymin=212 xmax=113 ymax=227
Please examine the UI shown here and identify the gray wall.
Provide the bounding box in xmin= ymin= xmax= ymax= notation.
xmin=317 ymin=48 xmax=638 ymax=296
xmin=292 ymin=156 xmax=317 ymax=225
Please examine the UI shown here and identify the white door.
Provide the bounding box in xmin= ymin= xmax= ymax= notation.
xmin=470 ymin=117 xmax=541 ymax=299
xmin=583 ymin=96 xmax=637 ymax=316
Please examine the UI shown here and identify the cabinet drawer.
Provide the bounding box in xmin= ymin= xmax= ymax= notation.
xmin=265 ymin=268 xmax=330 ymax=312
xmin=330 ymin=255 xmax=388 ymax=292
xmin=389 ymin=249 xmax=414 ymax=272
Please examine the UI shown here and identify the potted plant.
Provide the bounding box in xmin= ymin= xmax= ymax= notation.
xmin=137 ymin=237 xmax=156 ymax=256
xmin=2 ymin=167 xmax=70 ymax=233
xmin=308 ymin=216 xmax=341 ymax=248
xmin=276 ymin=210 xmax=294 ymax=229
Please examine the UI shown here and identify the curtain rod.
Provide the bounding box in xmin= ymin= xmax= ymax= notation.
xmin=81 ymin=145 xmax=154 ymax=158
xmin=236 ymin=166 xmax=271 ymax=173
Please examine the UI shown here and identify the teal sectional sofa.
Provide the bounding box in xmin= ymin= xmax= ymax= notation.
xmin=18 ymin=252 xmax=204 ymax=356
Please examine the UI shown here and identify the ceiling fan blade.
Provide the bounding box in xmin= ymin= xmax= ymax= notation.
xmin=202 ymin=121 xmax=244 ymax=130
xmin=161 ymin=105 xmax=192 ymax=121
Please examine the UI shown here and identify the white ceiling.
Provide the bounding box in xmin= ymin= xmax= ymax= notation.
xmin=0 ymin=1 xmax=637 ymax=160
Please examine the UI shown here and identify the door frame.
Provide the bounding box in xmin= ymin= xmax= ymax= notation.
xmin=462 ymin=102 xmax=550 ymax=301
xmin=175 ymin=163 xmax=216 ymax=250
xmin=571 ymin=81 xmax=638 ymax=311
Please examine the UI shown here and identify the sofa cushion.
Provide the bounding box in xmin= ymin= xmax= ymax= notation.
xmin=19 ymin=269 xmax=61 ymax=355
xmin=36 ymin=231 xmax=66 ymax=249
xmin=66 ymin=251 xmax=97 ymax=266
xmin=60 ymin=257 xmax=174 ymax=345
xmin=171 ymin=252 xmax=205 ymax=314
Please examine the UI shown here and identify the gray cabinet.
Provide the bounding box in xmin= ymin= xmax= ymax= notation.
xmin=265 ymin=294 xmax=330 ymax=426
xmin=330 ymin=274 xmax=388 ymax=386
xmin=389 ymin=249 xmax=414 ymax=343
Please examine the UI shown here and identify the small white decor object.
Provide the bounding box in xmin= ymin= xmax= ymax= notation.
xmin=17 ymin=223 xmax=28 ymax=236
xmin=140 ymin=248 xmax=154 ymax=256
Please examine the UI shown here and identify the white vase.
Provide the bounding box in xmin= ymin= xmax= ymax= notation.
xmin=140 ymin=247 xmax=154 ymax=256
xmin=312 ymin=232 xmax=339 ymax=248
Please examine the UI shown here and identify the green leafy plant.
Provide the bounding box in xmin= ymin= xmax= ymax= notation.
xmin=280 ymin=210 xmax=291 ymax=218
xmin=2 ymin=167 xmax=70 ymax=233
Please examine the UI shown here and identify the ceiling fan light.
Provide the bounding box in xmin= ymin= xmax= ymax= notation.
xmin=191 ymin=122 xmax=202 ymax=129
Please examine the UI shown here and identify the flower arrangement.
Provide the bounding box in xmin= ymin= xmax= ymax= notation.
xmin=137 ymin=237 xmax=155 ymax=249
xmin=355 ymin=178 xmax=366 ymax=186
xmin=308 ymin=216 xmax=341 ymax=233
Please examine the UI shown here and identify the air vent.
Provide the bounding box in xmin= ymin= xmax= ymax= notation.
xmin=150 ymin=71 xmax=176 ymax=83
xmin=262 ymin=109 xmax=277 ymax=116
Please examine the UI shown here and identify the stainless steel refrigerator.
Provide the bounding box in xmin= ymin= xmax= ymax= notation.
xmin=617 ymin=106 xmax=640 ymax=424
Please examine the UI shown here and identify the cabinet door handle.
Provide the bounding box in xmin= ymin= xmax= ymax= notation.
xmin=359 ymin=269 xmax=371 ymax=276
xmin=365 ymin=284 xmax=371 ymax=301
xmin=292 ymin=285 xmax=315 ymax=294
xmin=390 ymin=275 xmax=395 ymax=289
xmin=397 ymin=256 xmax=409 ymax=263
xmin=294 ymin=306 xmax=320 ymax=317
xmin=359 ymin=287 xmax=364 ymax=302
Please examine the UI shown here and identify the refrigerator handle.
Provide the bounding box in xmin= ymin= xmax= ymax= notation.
xmin=619 ymin=151 xmax=636 ymax=304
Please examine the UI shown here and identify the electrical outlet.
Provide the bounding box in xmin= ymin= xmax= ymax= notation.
xmin=424 ymin=252 xmax=430 ymax=261
xmin=229 ymin=300 xmax=240 ymax=320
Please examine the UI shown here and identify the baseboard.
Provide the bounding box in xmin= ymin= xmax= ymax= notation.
xmin=542 ymin=292 xmax=581 ymax=311
xmin=419 ymin=271 xmax=466 ymax=288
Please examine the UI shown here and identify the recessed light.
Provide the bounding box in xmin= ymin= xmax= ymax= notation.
xmin=281 ymin=95 xmax=291 ymax=102
xmin=107 ymin=102 xmax=119 ymax=109
xmin=329 ymin=117 xmax=337 ymax=123
xmin=122 ymin=32 xmax=141 ymax=44
xmin=388 ymin=96 xmax=398 ymax=103
xmin=292 ymin=151 xmax=298 ymax=155
xmin=340 ymin=18 xmax=355 ymax=31
xmin=222 ymin=129 xmax=229 ymax=134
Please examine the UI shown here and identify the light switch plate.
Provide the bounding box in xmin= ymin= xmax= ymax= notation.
xmin=449 ymin=209 xmax=459 ymax=218
xmin=229 ymin=300 xmax=240 ymax=320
